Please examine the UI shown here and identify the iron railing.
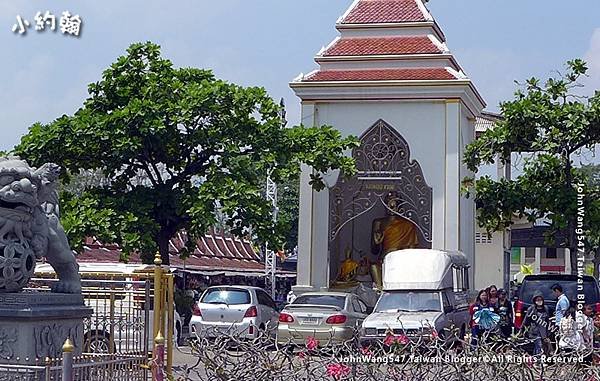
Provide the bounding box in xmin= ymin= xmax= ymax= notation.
xmin=26 ymin=278 xmax=152 ymax=356
xmin=0 ymin=352 xmax=148 ymax=381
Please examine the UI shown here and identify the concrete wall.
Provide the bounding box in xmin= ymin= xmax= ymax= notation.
xmin=474 ymin=230 xmax=504 ymax=291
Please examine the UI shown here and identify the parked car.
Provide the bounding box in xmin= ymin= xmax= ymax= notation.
xmin=190 ymin=286 xmax=279 ymax=339
xmin=513 ymin=274 xmax=600 ymax=329
xmin=276 ymin=292 xmax=369 ymax=346
xmin=360 ymin=249 xmax=471 ymax=345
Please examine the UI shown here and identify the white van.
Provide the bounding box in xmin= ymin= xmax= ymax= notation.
xmin=34 ymin=262 xmax=182 ymax=354
xmin=360 ymin=249 xmax=471 ymax=345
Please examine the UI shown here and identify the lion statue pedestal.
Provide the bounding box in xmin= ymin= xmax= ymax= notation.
xmin=0 ymin=157 xmax=92 ymax=372
xmin=0 ymin=293 xmax=90 ymax=364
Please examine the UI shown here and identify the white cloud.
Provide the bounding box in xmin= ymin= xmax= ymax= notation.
xmin=583 ymin=28 xmax=600 ymax=91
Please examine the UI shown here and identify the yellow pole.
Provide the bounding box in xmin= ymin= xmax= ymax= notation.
xmin=109 ymin=289 xmax=115 ymax=354
xmin=153 ymin=331 xmax=165 ymax=381
xmin=152 ymin=252 xmax=163 ymax=360
xmin=166 ymin=274 xmax=174 ymax=377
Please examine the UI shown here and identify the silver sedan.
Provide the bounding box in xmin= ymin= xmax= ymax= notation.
xmin=276 ymin=292 xmax=369 ymax=346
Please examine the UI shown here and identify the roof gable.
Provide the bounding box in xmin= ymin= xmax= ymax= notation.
xmin=341 ymin=0 xmax=430 ymax=24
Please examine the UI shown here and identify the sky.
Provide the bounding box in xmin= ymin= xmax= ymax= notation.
xmin=1 ymin=0 xmax=600 ymax=153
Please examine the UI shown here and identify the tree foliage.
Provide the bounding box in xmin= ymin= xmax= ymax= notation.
xmin=463 ymin=59 xmax=600 ymax=274
xmin=15 ymin=42 xmax=358 ymax=264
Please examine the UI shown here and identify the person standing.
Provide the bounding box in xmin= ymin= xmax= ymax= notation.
xmin=470 ymin=290 xmax=496 ymax=347
xmin=552 ymin=283 xmax=570 ymax=327
xmin=496 ymin=289 xmax=513 ymax=338
xmin=581 ymin=305 xmax=595 ymax=361
xmin=488 ymin=285 xmax=499 ymax=306
xmin=521 ymin=294 xmax=550 ymax=355
xmin=286 ymin=290 xmax=297 ymax=304
xmin=558 ymin=307 xmax=584 ymax=352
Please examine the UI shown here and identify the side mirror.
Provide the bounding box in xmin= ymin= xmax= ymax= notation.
xmin=366 ymin=307 xmax=374 ymax=314
xmin=444 ymin=305 xmax=454 ymax=314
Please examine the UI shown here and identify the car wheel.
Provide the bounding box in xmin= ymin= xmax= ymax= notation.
xmin=84 ymin=331 xmax=111 ymax=353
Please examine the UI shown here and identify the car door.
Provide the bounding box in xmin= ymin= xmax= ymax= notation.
xmin=256 ymin=290 xmax=278 ymax=329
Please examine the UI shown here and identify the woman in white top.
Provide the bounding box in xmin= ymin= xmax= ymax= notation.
xmin=558 ymin=308 xmax=584 ymax=352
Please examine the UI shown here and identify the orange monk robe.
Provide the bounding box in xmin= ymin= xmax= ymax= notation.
xmin=381 ymin=216 xmax=419 ymax=255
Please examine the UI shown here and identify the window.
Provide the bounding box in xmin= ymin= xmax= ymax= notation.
xmin=201 ymin=287 xmax=250 ymax=305
xmin=351 ymin=298 xmax=361 ymax=313
xmin=475 ymin=232 xmax=493 ymax=244
xmin=375 ymin=291 xmax=441 ymax=312
xmin=525 ymin=248 xmax=535 ymax=259
xmin=511 ymin=247 xmax=522 ymax=264
xmin=357 ymin=300 xmax=367 ymax=314
xmin=546 ymin=248 xmax=557 ymax=259
xmin=453 ymin=267 xmax=461 ymax=292
xmin=442 ymin=292 xmax=451 ymax=309
xmin=293 ymin=295 xmax=346 ymax=309
xmin=257 ymin=291 xmax=276 ymax=309
xmin=453 ymin=266 xmax=469 ymax=292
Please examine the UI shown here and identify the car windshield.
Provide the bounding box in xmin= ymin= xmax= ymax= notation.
xmin=201 ymin=288 xmax=250 ymax=305
xmin=521 ymin=278 xmax=599 ymax=304
xmin=375 ymin=291 xmax=441 ymax=312
xmin=293 ymin=295 xmax=346 ymax=309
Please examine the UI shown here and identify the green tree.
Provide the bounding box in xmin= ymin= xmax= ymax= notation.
xmin=15 ymin=42 xmax=358 ymax=264
xmin=576 ymin=164 xmax=600 ymax=278
xmin=463 ymin=59 xmax=600 ymax=275
xmin=278 ymin=178 xmax=300 ymax=253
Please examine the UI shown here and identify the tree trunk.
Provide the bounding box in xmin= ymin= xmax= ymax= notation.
xmin=157 ymin=229 xmax=172 ymax=266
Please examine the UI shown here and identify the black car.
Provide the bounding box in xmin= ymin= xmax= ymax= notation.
xmin=514 ymin=274 xmax=600 ymax=329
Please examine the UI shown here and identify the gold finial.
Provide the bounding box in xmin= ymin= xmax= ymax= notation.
xmin=154 ymin=330 xmax=165 ymax=345
xmin=62 ymin=338 xmax=75 ymax=353
xmin=154 ymin=252 xmax=162 ymax=266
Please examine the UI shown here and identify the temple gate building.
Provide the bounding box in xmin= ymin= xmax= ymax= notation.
xmin=290 ymin=0 xmax=487 ymax=296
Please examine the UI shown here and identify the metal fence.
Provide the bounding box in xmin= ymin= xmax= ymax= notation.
xmin=27 ymin=278 xmax=152 ymax=356
xmin=15 ymin=256 xmax=175 ymax=380
xmin=0 ymin=353 xmax=147 ymax=381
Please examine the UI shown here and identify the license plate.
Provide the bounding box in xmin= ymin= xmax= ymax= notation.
xmin=301 ymin=317 xmax=319 ymax=325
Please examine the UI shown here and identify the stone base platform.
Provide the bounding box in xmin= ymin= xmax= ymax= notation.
xmin=0 ymin=292 xmax=92 ymax=365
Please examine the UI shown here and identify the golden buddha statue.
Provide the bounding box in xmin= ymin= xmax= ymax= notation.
xmin=331 ymin=246 xmax=360 ymax=288
xmin=370 ymin=193 xmax=420 ymax=288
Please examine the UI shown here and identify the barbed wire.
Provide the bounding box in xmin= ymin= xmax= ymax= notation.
xmin=172 ymin=324 xmax=600 ymax=381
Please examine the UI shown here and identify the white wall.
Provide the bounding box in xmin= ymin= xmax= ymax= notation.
xmin=474 ymin=230 xmax=504 ymax=290
xmin=295 ymin=99 xmax=478 ymax=291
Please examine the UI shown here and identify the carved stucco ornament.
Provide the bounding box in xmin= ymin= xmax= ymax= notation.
xmin=329 ymin=119 xmax=433 ymax=244
xmin=0 ymin=328 xmax=17 ymax=360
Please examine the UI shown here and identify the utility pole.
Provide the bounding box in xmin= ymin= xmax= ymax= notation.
xmin=264 ymin=177 xmax=278 ymax=298
xmin=264 ymin=98 xmax=286 ymax=298
xmin=499 ymin=153 xmax=512 ymax=291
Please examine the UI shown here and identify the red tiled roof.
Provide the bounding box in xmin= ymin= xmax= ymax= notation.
xmin=341 ymin=0 xmax=427 ymax=24
xmin=323 ymin=36 xmax=441 ymax=56
xmin=77 ymin=232 xmax=264 ymax=272
xmin=304 ymin=68 xmax=456 ymax=82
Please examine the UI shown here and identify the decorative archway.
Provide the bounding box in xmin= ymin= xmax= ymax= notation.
xmin=329 ymin=119 xmax=433 ymax=250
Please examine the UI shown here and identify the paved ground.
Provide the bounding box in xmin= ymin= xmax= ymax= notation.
xmin=172 ymin=344 xmax=205 ymax=380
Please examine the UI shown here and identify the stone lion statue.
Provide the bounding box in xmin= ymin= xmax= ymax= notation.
xmin=0 ymin=157 xmax=81 ymax=293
